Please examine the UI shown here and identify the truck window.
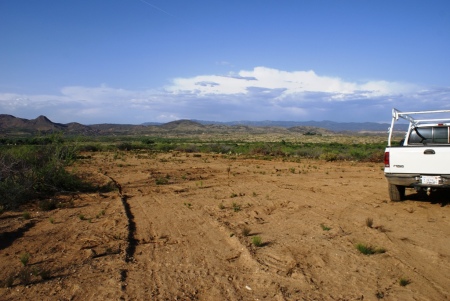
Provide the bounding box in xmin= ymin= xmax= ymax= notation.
xmin=408 ymin=126 xmax=449 ymax=144
xmin=433 ymin=127 xmax=448 ymax=143
xmin=409 ymin=127 xmax=432 ymax=144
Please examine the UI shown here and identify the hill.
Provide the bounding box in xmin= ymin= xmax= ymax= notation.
xmin=0 ymin=114 xmax=404 ymax=137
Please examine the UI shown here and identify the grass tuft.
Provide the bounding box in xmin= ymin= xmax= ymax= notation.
xmin=320 ymin=223 xmax=331 ymax=231
xmin=232 ymin=202 xmax=241 ymax=212
xmin=356 ymin=243 xmax=386 ymax=255
xmin=252 ymin=236 xmax=263 ymax=247
xmin=19 ymin=252 xmax=30 ymax=266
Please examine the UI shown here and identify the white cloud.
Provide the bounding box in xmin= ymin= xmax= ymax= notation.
xmin=166 ymin=67 xmax=419 ymax=101
xmin=0 ymin=67 xmax=448 ymax=124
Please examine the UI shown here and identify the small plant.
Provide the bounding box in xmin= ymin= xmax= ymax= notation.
xmin=39 ymin=268 xmax=51 ymax=280
xmin=289 ymin=167 xmax=296 ymax=174
xmin=49 ymin=217 xmax=55 ymax=224
xmin=19 ymin=252 xmax=30 ymax=266
xmin=366 ymin=217 xmax=374 ymax=228
xmin=218 ymin=203 xmax=225 ymax=210
xmin=18 ymin=267 xmax=31 ymax=285
xmin=68 ymin=198 xmax=75 ymax=208
xmin=252 ymin=192 xmax=257 ymax=197
xmin=22 ymin=212 xmax=31 ymax=220
xmin=242 ymin=226 xmax=251 ymax=236
xmin=320 ymin=224 xmax=331 ymax=231
xmin=155 ymin=176 xmax=169 ymax=185
xmin=356 ymin=243 xmax=386 ymax=255
xmin=96 ymin=209 xmax=106 ymax=219
xmin=232 ymin=202 xmax=241 ymax=212
xmin=39 ymin=199 xmax=57 ymax=211
xmin=184 ymin=202 xmax=192 ymax=209
xmin=252 ymin=236 xmax=263 ymax=247
xmin=399 ymin=277 xmax=411 ymax=286
xmin=31 ymin=266 xmax=40 ymax=276
xmin=375 ymin=291 xmax=385 ymax=299
xmin=3 ymin=272 xmax=15 ymax=287
xmin=230 ymin=193 xmax=238 ymax=198
xmin=78 ymin=214 xmax=86 ymax=220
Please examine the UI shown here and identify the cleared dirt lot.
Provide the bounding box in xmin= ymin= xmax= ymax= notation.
xmin=1 ymin=151 xmax=450 ymax=300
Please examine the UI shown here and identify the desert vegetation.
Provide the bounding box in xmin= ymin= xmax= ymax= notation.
xmin=1 ymin=131 xmax=449 ymax=300
xmin=0 ymin=135 xmax=104 ymax=209
xmin=0 ymin=134 xmax=387 ymax=209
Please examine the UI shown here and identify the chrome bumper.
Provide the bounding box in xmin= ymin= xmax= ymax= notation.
xmin=385 ymin=173 xmax=450 ymax=188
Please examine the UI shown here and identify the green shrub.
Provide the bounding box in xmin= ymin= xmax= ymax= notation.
xmin=319 ymin=152 xmax=338 ymax=162
xmin=0 ymin=142 xmax=93 ymax=208
xmin=117 ymin=142 xmax=133 ymax=151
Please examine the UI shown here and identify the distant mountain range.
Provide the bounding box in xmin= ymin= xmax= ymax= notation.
xmin=0 ymin=114 xmax=407 ymax=137
xmin=190 ymin=120 xmax=399 ymax=132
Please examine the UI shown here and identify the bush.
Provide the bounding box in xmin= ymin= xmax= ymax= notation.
xmin=0 ymin=142 xmax=90 ymax=209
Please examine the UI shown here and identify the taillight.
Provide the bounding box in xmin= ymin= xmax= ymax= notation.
xmin=384 ymin=151 xmax=390 ymax=167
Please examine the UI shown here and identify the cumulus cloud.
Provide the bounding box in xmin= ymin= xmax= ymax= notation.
xmin=0 ymin=67 xmax=448 ymax=124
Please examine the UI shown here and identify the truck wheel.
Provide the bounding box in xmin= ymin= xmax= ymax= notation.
xmin=388 ymin=184 xmax=405 ymax=202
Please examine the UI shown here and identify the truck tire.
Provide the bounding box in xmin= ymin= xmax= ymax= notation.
xmin=388 ymin=184 xmax=405 ymax=202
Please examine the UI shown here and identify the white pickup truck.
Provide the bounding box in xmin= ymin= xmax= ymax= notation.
xmin=384 ymin=108 xmax=450 ymax=201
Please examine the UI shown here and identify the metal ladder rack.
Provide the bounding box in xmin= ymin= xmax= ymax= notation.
xmin=388 ymin=108 xmax=450 ymax=146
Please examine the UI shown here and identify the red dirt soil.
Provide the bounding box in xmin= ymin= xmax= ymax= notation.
xmin=1 ymin=151 xmax=450 ymax=300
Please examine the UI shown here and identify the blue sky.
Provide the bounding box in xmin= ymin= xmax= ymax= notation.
xmin=1 ymin=0 xmax=450 ymax=124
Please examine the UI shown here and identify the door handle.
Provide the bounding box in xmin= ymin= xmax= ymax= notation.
xmin=424 ymin=149 xmax=435 ymax=154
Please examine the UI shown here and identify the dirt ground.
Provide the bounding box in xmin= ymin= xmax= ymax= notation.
xmin=1 ymin=151 xmax=450 ymax=301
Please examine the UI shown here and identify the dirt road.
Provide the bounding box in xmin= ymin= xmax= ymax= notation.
xmin=1 ymin=151 xmax=450 ymax=300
